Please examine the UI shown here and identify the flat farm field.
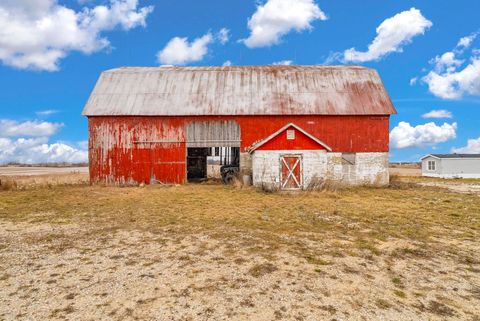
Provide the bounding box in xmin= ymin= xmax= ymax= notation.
xmin=0 ymin=178 xmax=479 ymax=320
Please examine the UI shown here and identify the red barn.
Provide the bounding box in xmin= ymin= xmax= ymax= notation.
xmin=82 ymin=65 xmax=396 ymax=189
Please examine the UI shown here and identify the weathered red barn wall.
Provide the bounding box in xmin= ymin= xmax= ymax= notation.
xmin=256 ymin=125 xmax=328 ymax=151
xmin=88 ymin=115 xmax=390 ymax=184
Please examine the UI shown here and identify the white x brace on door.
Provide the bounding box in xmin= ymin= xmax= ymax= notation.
xmin=280 ymin=155 xmax=302 ymax=190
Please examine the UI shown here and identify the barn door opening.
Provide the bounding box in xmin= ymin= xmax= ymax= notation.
xmin=207 ymin=147 xmax=240 ymax=179
xmin=186 ymin=121 xmax=240 ymax=183
xmin=280 ymin=155 xmax=303 ymax=190
xmin=187 ymin=148 xmax=209 ymax=181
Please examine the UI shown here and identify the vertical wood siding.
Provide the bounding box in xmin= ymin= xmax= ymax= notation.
xmin=186 ymin=120 xmax=240 ymax=147
xmin=88 ymin=115 xmax=390 ymax=184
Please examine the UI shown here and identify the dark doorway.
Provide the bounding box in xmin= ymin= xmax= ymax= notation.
xmin=185 ymin=121 xmax=241 ymax=183
xmin=187 ymin=148 xmax=209 ymax=181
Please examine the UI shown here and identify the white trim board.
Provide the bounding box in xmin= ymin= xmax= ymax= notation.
xmin=248 ymin=123 xmax=332 ymax=153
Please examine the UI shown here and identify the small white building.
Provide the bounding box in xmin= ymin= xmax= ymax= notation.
xmin=421 ymin=154 xmax=480 ymax=178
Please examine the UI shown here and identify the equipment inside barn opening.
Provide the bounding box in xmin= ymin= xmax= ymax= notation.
xmin=82 ymin=65 xmax=397 ymax=189
xmin=187 ymin=146 xmax=239 ymax=182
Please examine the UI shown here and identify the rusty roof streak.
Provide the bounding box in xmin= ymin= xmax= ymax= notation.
xmin=82 ymin=65 xmax=397 ymax=116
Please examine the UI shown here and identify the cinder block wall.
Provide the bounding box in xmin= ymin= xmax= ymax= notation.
xmin=251 ymin=151 xmax=389 ymax=189
xmin=240 ymin=152 xmax=252 ymax=176
xmin=326 ymin=152 xmax=389 ymax=186
xmin=252 ymin=150 xmax=328 ymax=190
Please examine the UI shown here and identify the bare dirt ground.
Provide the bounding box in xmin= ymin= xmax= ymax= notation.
xmin=417 ymin=182 xmax=480 ymax=195
xmin=0 ymin=180 xmax=479 ymax=320
xmin=390 ymin=166 xmax=480 ymax=195
xmin=394 ymin=175 xmax=480 ymax=195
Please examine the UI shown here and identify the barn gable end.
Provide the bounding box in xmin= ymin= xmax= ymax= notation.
xmin=248 ymin=123 xmax=332 ymax=153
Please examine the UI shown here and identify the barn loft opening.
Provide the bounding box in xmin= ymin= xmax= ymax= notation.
xmin=185 ymin=120 xmax=241 ymax=183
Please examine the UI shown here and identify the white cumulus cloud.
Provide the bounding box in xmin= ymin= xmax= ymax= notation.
xmin=0 ymin=0 xmax=153 ymax=71
xmin=457 ymin=32 xmax=478 ymax=49
xmin=422 ymin=109 xmax=453 ymax=119
xmin=423 ymin=60 xmax=480 ymax=99
xmin=0 ymin=119 xmax=88 ymax=164
xmin=422 ymin=33 xmax=480 ymax=99
xmin=452 ymin=137 xmax=480 ymax=154
xmin=390 ymin=121 xmax=457 ymax=149
xmin=217 ymin=28 xmax=230 ymax=45
xmin=77 ymin=140 xmax=89 ymax=150
xmin=431 ymin=52 xmax=464 ymax=73
xmin=157 ymin=28 xmax=230 ymax=66
xmin=157 ymin=33 xmax=213 ymax=65
xmin=242 ymin=0 xmax=327 ymax=48
xmin=272 ymin=60 xmax=293 ymax=65
xmin=0 ymin=137 xmax=88 ymax=164
xmin=222 ymin=60 xmax=232 ymax=66
xmin=0 ymin=119 xmax=63 ymax=137
xmin=343 ymin=8 xmax=432 ymax=62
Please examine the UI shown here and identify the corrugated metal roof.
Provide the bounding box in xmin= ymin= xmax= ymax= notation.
xmin=428 ymin=154 xmax=480 ymax=159
xmin=82 ymin=65 xmax=397 ymax=116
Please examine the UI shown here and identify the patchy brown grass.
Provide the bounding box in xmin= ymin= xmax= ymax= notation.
xmin=1 ymin=182 xmax=479 ymax=242
xmin=0 ymin=182 xmax=479 ymax=320
xmin=248 ymin=263 xmax=278 ymax=278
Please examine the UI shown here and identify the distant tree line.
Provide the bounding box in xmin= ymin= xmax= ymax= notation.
xmin=3 ymin=162 xmax=88 ymax=167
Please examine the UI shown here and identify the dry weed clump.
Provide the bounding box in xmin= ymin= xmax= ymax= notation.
xmin=0 ymin=178 xmax=17 ymax=191
xmin=305 ymin=175 xmax=326 ymax=190
xmin=258 ymin=177 xmax=345 ymax=193
xmin=388 ymin=174 xmax=418 ymax=189
xmin=258 ymin=182 xmax=279 ymax=193
xmin=231 ymin=176 xmax=244 ymax=189
xmin=248 ymin=263 xmax=278 ymax=277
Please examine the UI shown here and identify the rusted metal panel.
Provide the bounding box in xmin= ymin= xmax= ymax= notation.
xmin=82 ymin=66 xmax=396 ymax=116
xmin=88 ymin=115 xmax=390 ymax=184
xmin=185 ymin=120 xmax=240 ymax=147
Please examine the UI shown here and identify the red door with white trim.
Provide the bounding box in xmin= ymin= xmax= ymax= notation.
xmin=280 ymin=155 xmax=302 ymax=190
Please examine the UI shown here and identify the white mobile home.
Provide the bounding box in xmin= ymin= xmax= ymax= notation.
xmin=421 ymin=154 xmax=480 ymax=178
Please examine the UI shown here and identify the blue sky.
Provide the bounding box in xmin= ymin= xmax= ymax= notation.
xmin=0 ymin=0 xmax=479 ymax=163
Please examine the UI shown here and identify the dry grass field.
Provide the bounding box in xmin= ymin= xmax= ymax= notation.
xmin=389 ymin=167 xmax=421 ymax=177
xmin=0 ymin=166 xmax=88 ymax=191
xmin=0 ymin=175 xmax=479 ymax=320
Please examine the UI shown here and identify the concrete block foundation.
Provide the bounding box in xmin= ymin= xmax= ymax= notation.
xmin=250 ymin=151 xmax=389 ymax=190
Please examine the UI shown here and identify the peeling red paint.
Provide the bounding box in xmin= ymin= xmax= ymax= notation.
xmin=88 ymin=115 xmax=390 ymax=185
